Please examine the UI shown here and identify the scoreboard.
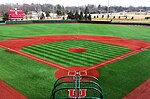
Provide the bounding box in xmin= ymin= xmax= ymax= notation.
xmin=9 ymin=8 xmax=24 ymax=20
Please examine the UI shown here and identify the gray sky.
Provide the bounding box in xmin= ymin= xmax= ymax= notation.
xmin=0 ymin=0 xmax=150 ymax=7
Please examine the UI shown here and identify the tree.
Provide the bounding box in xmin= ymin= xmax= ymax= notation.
xmin=40 ymin=13 xmax=45 ymax=20
xmin=56 ymin=4 xmax=62 ymax=16
xmin=98 ymin=5 xmax=101 ymax=10
xmin=67 ymin=12 xmax=74 ymax=19
xmin=75 ymin=11 xmax=79 ymax=20
xmin=84 ymin=13 xmax=88 ymax=20
xmin=30 ymin=15 xmax=32 ymax=19
xmin=25 ymin=16 xmax=28 ymax=19
xmin=88 ymin=14 xmax=92 ymax=21
xmin=56 ymin=4 xmax=65 ymax=16
xmin=131 ymin=16 xmax=134 ymax=19
xmin=84 ymin=6 xmax=89 ymax=14
xmin=24 ymin=11 xmax=28 ymax=15
xmin=46 ymin=11 xmax=50 ymax=18
xmin=2 ymin=12 xmax=9 ymax=21
xmin=79 ymin=11 xmax=83 ymax=20
xmin=107 ymin=15 xmax=109 ymax=18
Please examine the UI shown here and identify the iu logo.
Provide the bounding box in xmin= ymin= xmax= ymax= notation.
xmin=68 ymin=89 xmax=87 ymax=98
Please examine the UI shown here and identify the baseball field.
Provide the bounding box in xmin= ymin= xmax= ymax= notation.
xmin=0 ymin=23 xmax=150 ymax=99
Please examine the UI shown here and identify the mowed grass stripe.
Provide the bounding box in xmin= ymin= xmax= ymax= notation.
xmin=50 ymin=40 xmax=130 ymax=50
xmin=34 ymin=44 xmax=113 ymax=61
xmin=22 ymin=40 xmax=129 ymax=65
xmin=27 ymin=45 xmax=103 ymax=62
xmin=22 ymin=48 xmax=82 ymax=66
xmin=34 ymin=44 xmax=106 ymax=61
xmin=42 ymin=43 xmax=129 ymax=54
xmin=22 ymin=40 xmax=131 ymax=66
xmin=44 ymin=40 xmax=129 ymax=51
xmin=42 ymin=40 xmax=130 ymax=54
xmin=37 ymin=42 xmax=127 ymax=56
xmin=23 ymin=46 xmax=101 ymax=66
xmin=37 ymin=43 xmax=129 ymax=60
xmin=22 ymin=47 xmax=96 ymax=66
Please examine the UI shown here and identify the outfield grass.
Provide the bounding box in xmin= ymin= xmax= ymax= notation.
xmin=0 ymin=24 xmax=150 ymax=41
xmin=0 ymin=24 xmax=150 ymax=99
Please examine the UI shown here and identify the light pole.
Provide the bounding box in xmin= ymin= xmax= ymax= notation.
xmin=107 ymin=0 xmax=110 ymax=21
xmin=52 ymin=0 xmax=55 ymax=19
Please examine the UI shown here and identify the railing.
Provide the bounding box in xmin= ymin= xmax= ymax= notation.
xmin=50 ymin=75 xmax=103 ymax=99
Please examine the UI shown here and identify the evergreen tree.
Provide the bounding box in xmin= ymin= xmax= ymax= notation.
xmin=67 ymin=12 xmax=71 ymax=19
xmin=75 ymin=11 xmax=79 ymax=20
xmin=46 ymin=11 xmax=50 ymax=18
xmin=56 ymin=4 xmax=65 ymax=16
xmin=79 ymin=11 xmax=83 ymax=20
xmin=84 ymin=13 xmax=88 ymax=20
xmin=84 ymin=6 xmax=89 ymax=14
xmin=88 ymin=14 xmax=92 ymax=21
xmin=56 ymin=4 xmax=62 ymax=16
xmin=131 ymin=16 xmax=134 ymax=19
xmin=2 ymin=12 xmax=9 ymax=21
xmin=67 ymin=12 xmax=74 ymax=19
xmin=98 ymin=5 xmax=101 ymax=10
xmin=40 ymin=13 xmax=45 ymax=20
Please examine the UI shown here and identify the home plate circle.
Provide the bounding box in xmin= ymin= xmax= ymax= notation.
xmin=55 ymin=66 xmax=100 ymax=81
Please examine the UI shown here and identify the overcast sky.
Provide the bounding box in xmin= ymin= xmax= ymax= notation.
xmin=0 ymin=0 xmax=150 ymax=7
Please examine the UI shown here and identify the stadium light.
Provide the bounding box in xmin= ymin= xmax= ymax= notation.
xmin=52 ymin=0 xmax=55 ymax=19
xmin=107 ymin=0 xmax=110 ymax=21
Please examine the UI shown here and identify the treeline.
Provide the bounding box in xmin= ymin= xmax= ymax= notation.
xmin=67 ymin=7 xmax=91 ymax=20
xmin=0 ymin=3 xmax=150 ymax=16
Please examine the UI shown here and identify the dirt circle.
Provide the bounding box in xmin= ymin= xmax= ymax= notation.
xmin=55 ymin=66 xmax=100 ymax=81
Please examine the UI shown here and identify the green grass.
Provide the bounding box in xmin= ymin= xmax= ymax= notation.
xmin=99 ymin=49 xmax=150 ymax=99
xmin=0 ymin=49 xmax=57 ymax=99
xmin=0 ymin=24 xmax=150 ymax=99
xmin=21 ymin=40 xmax=131 ymax=66
xmin=0 ymin=24 xmax=150 ymax=41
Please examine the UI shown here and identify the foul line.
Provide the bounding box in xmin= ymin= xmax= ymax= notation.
xmin=1 ymin=44 xmax=150 ymax=73
xmin=83 ymin=46 xmax=150 ymax=71
xmin=0 ymin=45 xmax=69 ymax=71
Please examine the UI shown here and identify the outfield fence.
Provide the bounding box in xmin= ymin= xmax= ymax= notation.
xmin=5 ymin=20 xmax=78 ymax=24
xmin=3 ymin=20 xmax=150 ymax=26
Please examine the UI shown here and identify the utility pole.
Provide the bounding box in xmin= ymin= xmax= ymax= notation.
xmin=107 ymin=0 xmax=110 ymax=21
xmin=52 ymin=0 xmax=55 ymax=19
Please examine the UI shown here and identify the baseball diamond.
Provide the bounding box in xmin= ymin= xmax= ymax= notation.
xmin=0 ymin=23 xmax=150 ymax=99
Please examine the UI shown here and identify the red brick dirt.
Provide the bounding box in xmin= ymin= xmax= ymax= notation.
xmin=55 ymin=66 xmax=100 ymax=81
xmin=0 ymin=80 xmax=27 ymax=99
xmin=1 ymin=35 xmax=150 ymax=73
xmin=0 ymin=35 xmax=150 ymax=72
xmin=1 ymin=35 xmax=150 ymax=98
xmin=0 ymin=35 xmax=150 ymax=51
xmin=123 ymin=79 xmax=150 ymax=99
